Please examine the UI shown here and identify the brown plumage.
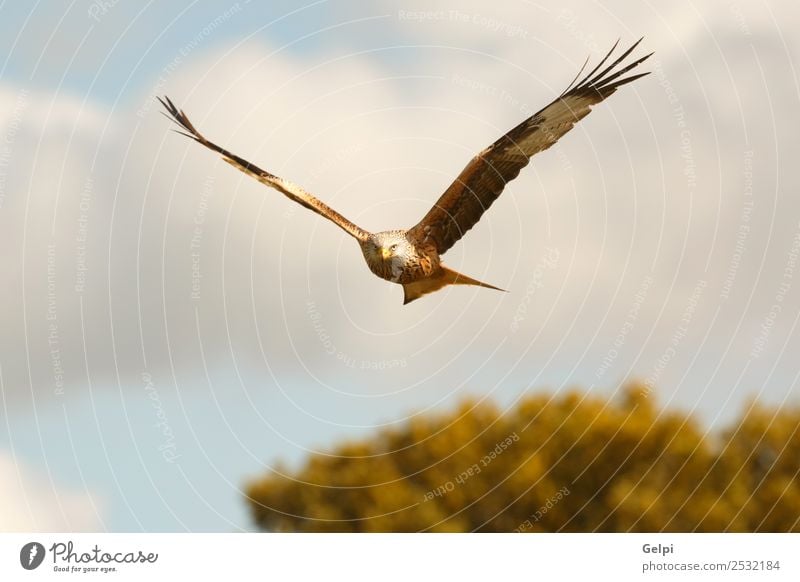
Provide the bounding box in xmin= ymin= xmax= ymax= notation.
xmin=159 ymin=39 xmax=651 ymax=304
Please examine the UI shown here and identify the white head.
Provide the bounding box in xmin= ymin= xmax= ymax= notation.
xmin=364 ymin=230 xmax=413 ymax=264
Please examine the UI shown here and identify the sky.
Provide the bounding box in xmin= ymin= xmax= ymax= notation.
xmin=0 ymin=0 xmax=798 ymax=532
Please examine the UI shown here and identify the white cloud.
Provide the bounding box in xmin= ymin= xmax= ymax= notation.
xmin=0 ymin=451 xmax=102 ymax=532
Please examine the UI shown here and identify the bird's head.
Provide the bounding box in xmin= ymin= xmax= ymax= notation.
xmin=366 ymin=231 xmax=411 ymax=263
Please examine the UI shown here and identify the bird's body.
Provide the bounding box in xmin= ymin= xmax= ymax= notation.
xmin=160 ymin=39 xmax=651 ymax=304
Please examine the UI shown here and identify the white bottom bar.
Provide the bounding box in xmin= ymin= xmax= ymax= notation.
xmin=1 ymin=533 xmax=797 ymax=581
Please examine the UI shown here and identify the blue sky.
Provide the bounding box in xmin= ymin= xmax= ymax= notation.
xmin=1 ymin=0 xmax=799 ymax=531
xmin=1 ymin=2 xmax=331 ymax=97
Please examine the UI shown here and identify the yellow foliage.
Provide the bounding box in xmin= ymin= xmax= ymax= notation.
xmin=245 ymin=385 xmax=800 ymax=532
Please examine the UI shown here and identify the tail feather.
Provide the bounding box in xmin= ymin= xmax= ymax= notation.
xmin=402 ymin=266 xmax=505 ymax=305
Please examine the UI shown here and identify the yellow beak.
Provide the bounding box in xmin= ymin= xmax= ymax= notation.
xmin=380 ymin=247 xmax=392 ymax=260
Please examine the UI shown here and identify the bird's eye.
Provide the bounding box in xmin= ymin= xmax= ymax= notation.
xmin=390 ymin=244 xmax=398 ymax=251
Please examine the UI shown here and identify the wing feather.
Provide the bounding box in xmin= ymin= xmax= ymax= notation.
xmin=158 ymin=96 xmax=369 ymax=241
xmin=408 ymin=40 xmax=652 ymax=254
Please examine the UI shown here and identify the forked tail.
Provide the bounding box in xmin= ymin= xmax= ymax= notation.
xmin=402 ymin=266 xmax=505 ymax=305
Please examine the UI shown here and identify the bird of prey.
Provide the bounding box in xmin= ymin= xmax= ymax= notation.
xmin=160 ymin=39 xmax=651 ymax=304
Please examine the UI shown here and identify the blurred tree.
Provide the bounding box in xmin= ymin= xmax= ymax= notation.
xmin=244 ymin=384 xmax=800 ymax=532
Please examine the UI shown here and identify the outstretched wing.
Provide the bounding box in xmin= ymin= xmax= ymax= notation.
xmin=407 ymin=39 xmax=652 ymax=255
xmin=158 ymin=96 xmax=369 ymax=242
